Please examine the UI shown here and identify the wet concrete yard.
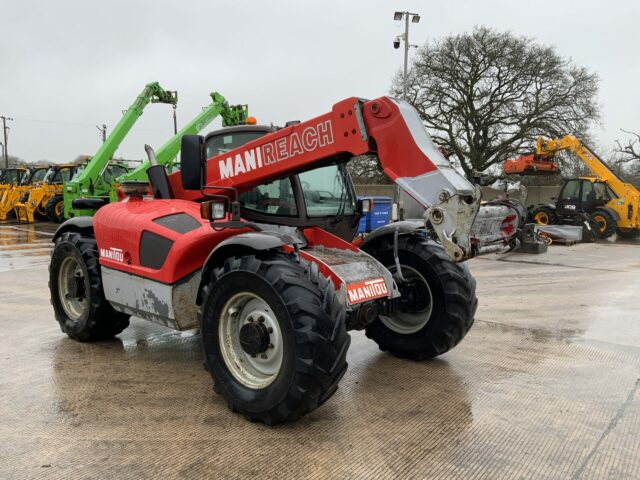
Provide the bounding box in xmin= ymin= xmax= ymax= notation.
xmin=1 ymin=223 xmax=639 ymax=479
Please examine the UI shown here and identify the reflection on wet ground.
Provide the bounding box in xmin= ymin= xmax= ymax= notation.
xmin=1 ymin=223 xmax=639 ymax=479
xmin=0 ymin=222 xmax=57 ymax=272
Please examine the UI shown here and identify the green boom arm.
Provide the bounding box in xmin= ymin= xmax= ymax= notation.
xmin=118 ymin=92 xmax=247 ymax=182
xmin=64 ymin=81 xmax=177 ymax=217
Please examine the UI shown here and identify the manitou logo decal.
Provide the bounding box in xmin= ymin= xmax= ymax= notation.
xmin=347 ymin=278 xmax=389 ymax=305
xmin=100 ymin=247 xmax=124 ymax=263
xmin=218 ymin=120 xmax=334 ymax=179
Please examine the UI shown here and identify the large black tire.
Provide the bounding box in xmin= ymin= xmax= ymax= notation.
xmin=362 ymin=235 xmax=477 ymax=360
xmin=616 ymin=227 xmax=639 ymax=239
xmin=49 ymin=231 xmax=130 ymax=341
xmin=530 ymin=206 xmax=557 ymax=225
xmin=199 ymin=253 xmax=349 ymax=424
xmin=45 ymin=194 xmax=65 ymax=223
xmin=592 ymin=209 xmax=617 ymax=239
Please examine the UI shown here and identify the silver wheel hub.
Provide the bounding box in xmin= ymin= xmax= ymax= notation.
xmin=383 ymin=265 xmax=433 ymax=334
xmin=219 ymin=293 xmax=283 ymax=389
xmin=58 ymin=256 xmax=87 ymax=321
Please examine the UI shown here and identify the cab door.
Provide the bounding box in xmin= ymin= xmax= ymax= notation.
xmin=556 ymin=179 xmax=583 ymax=215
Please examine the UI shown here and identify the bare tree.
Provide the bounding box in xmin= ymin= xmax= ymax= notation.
xmin=615 ymin=129 xmax=640 ymax=163
xmin=391 ymin=26 xmax=601 ymax=178
xmin=347 ymin=154 xmax=392 ymax=185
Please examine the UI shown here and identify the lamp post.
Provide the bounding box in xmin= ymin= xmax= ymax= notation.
xmin=393 ymin=11 xmax=420 ymax=100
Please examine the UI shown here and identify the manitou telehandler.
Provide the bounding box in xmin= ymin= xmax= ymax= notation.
xmin=50 ymin=96 xmax=521 ymax=424
xmin=0 ymin=166 xmax=48 ymax=221
xmin=504 ymin=135 xmax=640 ymax=239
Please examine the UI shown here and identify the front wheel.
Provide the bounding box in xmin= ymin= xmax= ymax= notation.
xmin=199 ymin=253 xmax=349 ymax=424
xmin=592 ymin=209 xmax=617 ymax=239
xmin=46 ymin=195 xmax=65 ymax=223
xmin=49 ymin=231 xmax=130 ymax=341
xmin=362 ymin=235 xmax=477 ymax=360
xmin=530 ymin=206 xmax=557 ymax=225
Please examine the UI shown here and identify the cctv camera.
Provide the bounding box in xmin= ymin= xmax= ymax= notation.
xmin=393 ymin=40 xmax=400 ymax=49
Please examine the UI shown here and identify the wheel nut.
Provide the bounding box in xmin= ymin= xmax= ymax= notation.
xmin=257 ymin=316 xmax=264 ymax=323
xmin=267 ymin=327 xmax=273 ymax=334
xmin=268 ymin=343 xmax=273 ymax=349
xmin=261 ymin=354 xmax=267 ymax=359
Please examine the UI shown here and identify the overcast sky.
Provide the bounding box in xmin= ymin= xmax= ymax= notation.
xmin=1 ymin=0 xmax=638 ymax=163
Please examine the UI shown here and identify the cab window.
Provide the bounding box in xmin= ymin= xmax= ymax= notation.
xmin=560 ymin=179 xmax=580 ymax=200
xmin=104 ymin=165 xmax=128 ymax=183
xmin=238 ymin=178 xmax=298 ymax=216
xmin=299 ymin=164 xmax=356 ymax=217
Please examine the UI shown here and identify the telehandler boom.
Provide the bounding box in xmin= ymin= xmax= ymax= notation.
xmin=50 ymin=96 xmax=521 ymax=424
xmin=63 ymin=82 xmax=177 ymax=219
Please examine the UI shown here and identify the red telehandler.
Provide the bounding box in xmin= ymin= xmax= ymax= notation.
xmin=49 ymin=96 xmax=521 ymax=424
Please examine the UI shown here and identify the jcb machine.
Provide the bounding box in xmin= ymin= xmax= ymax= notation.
xmin=504 ymin=135 xmax=640 ymax=239
xmin=50 ymin=96 xmax=521 ymax=424
xmin=0 ymin=166 xmax=48 ymax=221
xmin=0 ymin=167 xmax=29 ymax=195
xmin=14 ymin=164 xmax=78 ymax=223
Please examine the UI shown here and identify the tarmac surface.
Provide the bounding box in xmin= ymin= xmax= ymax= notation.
xmin=1 ymin=222 xmax=639 ymax=479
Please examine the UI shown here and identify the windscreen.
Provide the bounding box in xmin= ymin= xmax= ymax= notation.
xmin=299 ymin=164 xmax=356 ymax=217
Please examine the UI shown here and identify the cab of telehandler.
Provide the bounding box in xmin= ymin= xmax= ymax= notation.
xmin=555 ymin=178 xmax=616 ymax=216
xmin=202 ymin=124 xmax=363 ymax=241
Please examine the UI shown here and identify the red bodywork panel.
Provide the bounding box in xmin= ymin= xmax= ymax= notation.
xmin=503 ymin=153 xmax=558 ymax=176
xmin=93 ymin=197 xmax=249 ymax=284
xmin=166 ymin=96 xmax=440 ymax=201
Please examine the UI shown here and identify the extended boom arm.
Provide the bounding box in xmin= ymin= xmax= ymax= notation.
xmin=172 ymin=96 xmax=519 ymax=261
xmin=119 ymin=92 xmax=248 ymax=182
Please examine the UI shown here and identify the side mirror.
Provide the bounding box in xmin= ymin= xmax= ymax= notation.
xmin=357 ymin=198 xmax=373 ymax=214
xmin=181 ymin=135 xmax=205 ymax=190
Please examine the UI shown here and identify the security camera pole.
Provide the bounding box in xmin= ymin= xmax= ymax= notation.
xmin=393 ymin=11 xmax=420 ymax=100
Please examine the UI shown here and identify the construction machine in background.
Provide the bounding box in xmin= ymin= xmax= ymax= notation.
xmin=63 ymin=82 xmax=177 ymax=219
xmin=64 ymin=83 xmax=248 ymax=220
xmin=50 ymin=95 xmax=523 ymax=424
xmin=504 ymin=135 xmax=640 ymax=239
xmin=0 ymin=167 xmax=29 ymax=193
xmin=14 ymin=164 xmax=79 ymax=223
xmin=0 ymin=166 xmax=49 ymax=221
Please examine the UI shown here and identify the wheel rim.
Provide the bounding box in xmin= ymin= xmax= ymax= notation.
xmin=55 ymin=201 xmax=63 ymax=217
xmin=534 ymin=211 xmax=549 ymax=225
xmin=384 ymin=265 xmax=433 ymax=334
xmin=57 ymin=256 xmax=88 ymax=321
xmin=594 ymin=215 xmax=606 ymax=232
xmin=218 ymin=292 xmax=284 ymax=389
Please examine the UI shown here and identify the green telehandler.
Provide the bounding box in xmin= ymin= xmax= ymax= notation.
xmin=63 ymin=82 xmax=248 ymax=219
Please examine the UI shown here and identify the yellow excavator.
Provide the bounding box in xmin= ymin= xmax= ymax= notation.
xmin=0 ymin=166 xmax=49 ymax=221
xmin=504 ymin=135 xmax=640 ymax=239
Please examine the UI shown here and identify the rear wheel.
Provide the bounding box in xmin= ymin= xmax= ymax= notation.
xmin=592 ymin=209 xmax=616 ymax=239
xmin=45 ymin=195 xmax=65 ymax=223
xmin=362 ymin=235 xmax=477 ymax=360
xmin=49 ymin=231 xmax=130 ymax=341
xmin=199 ymin=253 xmax=349 ymax=424
xmin=616 ymin=227 xmax=639 ymax=239
xmin=531 ymin=206 xmax=557 ymax=225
